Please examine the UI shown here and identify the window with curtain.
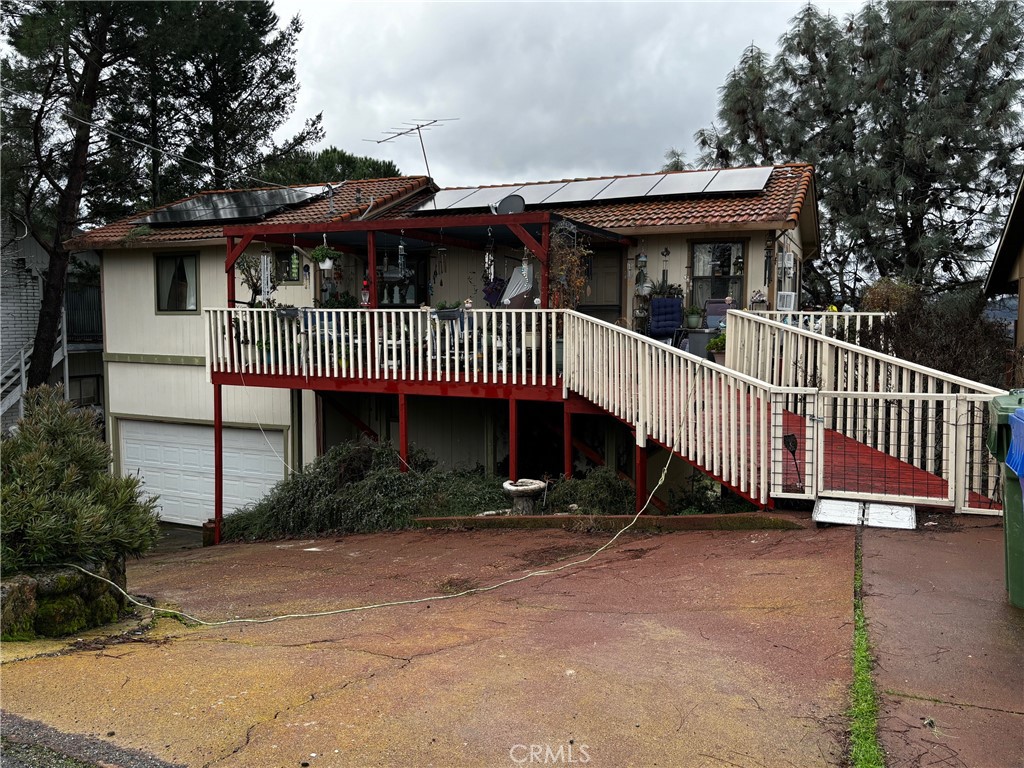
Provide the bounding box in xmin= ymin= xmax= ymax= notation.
xmin=156 ymin=253 xmax=198 ymax=312
xmin=690 ymin=242 xmax=744 ymax=309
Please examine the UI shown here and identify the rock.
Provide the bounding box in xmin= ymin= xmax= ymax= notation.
xmin=34 ymin=594 xmax=88 ymax=637
xmin=34 ymin=567 xmax=84 ymax=597
xmin=1 ymin=575 xmax=38 ymax=640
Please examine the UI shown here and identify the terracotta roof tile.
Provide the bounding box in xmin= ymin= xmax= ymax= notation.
xmin=67 ymin=177 xmax=432 ymax=250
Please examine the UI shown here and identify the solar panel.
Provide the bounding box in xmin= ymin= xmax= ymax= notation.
xmin=515 ymin=181 xmax=570 ymax=205
xmin=702 ymin=167 xmax=773 ymax=194
xmin=542 ymin=178 xmax=616 ymax=205
xmin=410 ymin=188 xmax=479 ymax=212
xmin=647 ymin=170 xmax=718 ymax=197
xmin=444 ymin=185 xmax=524 ymax=210
xmin=135 ymin=186 xmax=325 ymax=225
xmin=593 ymin=174 xmax=665 ymax=201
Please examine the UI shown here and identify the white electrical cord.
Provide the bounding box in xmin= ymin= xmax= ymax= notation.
xmin=64 ymin=452 xmax=672 ymax=628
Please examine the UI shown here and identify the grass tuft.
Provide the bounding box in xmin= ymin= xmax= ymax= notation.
xmin=849 ymin=531 xmax=886 ymax=768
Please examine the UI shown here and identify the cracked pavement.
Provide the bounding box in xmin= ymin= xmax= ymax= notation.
xmin=863 ymin=518 xmax=1024 ymax=768
xmin=0 ymin=527 xmax=857 ymax=767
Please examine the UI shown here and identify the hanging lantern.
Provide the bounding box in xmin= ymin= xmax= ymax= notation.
xmin=484 ymin=227 xmax=495 ymax=280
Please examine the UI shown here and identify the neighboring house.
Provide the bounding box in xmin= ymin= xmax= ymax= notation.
xmin=69 ymin=166 xmax=820 ymax=527
xmin=984 ymin=171 xmax=1024 ymax=347
xmin=1 ymin=220 xmax=103 ymax=431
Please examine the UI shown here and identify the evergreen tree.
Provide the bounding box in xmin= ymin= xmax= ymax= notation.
xmin=256 ymin=146 xmax=402 ymax=185
xmin=688 ymin=1 xmax=1024 ymax=303
xmin=2 ymin=0 xmax=323 ymax=386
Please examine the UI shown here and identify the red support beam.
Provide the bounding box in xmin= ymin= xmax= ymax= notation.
xmin=563 ymin=405 xmax=572 ymax=478
xmin=213 ymin=384 xmax=224 ymax=544
xmin=509 ymin=398 xmax=519 ymax=480
xmin=224 ymin=211 xmax=554 ymax=239
xmin=634 ymin=438 xmax=648 ymax=516
xmin=398 ymin=393 xmax=409 ymax=472
xmin=225 ymin=233 xmax=254 ymax=271
xmin=225 ymin=238 xmax=237 ymax=308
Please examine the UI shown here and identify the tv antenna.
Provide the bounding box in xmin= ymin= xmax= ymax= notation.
xmin=365 ymin=118 xmax=458 ymax=179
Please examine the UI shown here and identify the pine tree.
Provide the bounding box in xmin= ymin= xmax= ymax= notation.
xmin=256 ymin=146 xmax=402 ymax=186
xmin=687 ymin=0 xmax=1024 ymax=303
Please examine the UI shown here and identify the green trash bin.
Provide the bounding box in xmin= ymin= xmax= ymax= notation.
xmin=988 ymin=393 xmax=1024 ymax=609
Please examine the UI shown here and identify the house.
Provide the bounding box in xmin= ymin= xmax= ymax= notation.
xmin=1 ymin=220 xmax=103 ymax=431
xmin=68 ymin=165 xmax=824 ymax=529
xmin=984 ymin=171 xmax=1024 ymax=347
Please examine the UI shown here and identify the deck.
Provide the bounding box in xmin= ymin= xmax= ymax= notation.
xmin=205 ymin=307 xmax=1005 ymax=518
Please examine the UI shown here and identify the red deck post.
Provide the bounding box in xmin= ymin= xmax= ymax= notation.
xmin=213 ymin=383 xmax=223 ymax=544
xmin=563 ymin=404 xmax=572 ymax=477
xmin=398 ymin=393 xmax=409 ymax=472
xmin=634 ymin=439 xmax=647 ymax=515
xmin=509 ymin=399 xmax=519 ymax=480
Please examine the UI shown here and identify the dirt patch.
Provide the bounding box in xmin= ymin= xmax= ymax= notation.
xmin=515 ymin=543 xmax=597 ymax=568
xmin=435 ymin=577 xmax=479 ymax=595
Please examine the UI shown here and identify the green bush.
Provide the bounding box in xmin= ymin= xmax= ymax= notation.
xmin=546 ymin=467 xmax=634 ymax=515
xmin=223 ymin=440 xmax=506 ymax=540
xmin=858 ymin=285 xmax=1014 ymax=388
xmin=1 ymin=386 xmax=160 ymax=574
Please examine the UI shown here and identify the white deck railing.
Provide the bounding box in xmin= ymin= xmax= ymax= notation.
xmin=729 ymin=310 xmax=1004 ymax=513
xmin=562 ymin=311 xmax=818 ymax=505
xmin=748 ymin=310 xmax=889 ymax=344
xmin=206 ymin=307 xmax=562 ymax=387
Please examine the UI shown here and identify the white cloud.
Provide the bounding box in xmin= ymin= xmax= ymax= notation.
xmin=273 ymin=1 xmax=861 ymax=186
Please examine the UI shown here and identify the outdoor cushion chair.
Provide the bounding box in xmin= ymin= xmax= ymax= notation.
xmin=648 ymin=297 xmax=684 ymax=342
xmin=704 ymin=298 xmax=733 ymax=330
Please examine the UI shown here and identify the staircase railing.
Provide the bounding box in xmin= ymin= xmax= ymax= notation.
xmin=728 ymin=310 xmax=1004 ymax=513
xmin=1 ymin=310 xmax=68 ymax=420
xmin=562 ymin=311 xmax=818 ymax=505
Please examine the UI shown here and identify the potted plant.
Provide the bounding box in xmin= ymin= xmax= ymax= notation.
xmin=432 ymin=299 xmax=464 ymax=321
xmin=685 ymin=304 xmax=703 ymax=329
xmin=308 ymin=244 xmax=335 ymax=271
xmin=706 ymin=332 xmax=727 ymax=364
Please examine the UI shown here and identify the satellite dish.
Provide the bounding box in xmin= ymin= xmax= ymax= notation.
xmin=496 ymin=194 xmax=525 ymax=215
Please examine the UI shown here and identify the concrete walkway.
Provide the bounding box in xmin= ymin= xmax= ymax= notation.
xmin=2 ymin=528 xmax=853 ymax=767
xmin=863 ymin=517 xmax=1024 ymax=768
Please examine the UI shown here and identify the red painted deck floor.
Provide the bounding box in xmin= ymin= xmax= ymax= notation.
xmin=780 ymin=411 xmax=1000 ymax=509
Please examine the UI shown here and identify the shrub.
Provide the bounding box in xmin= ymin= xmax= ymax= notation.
xmin=223 ymin=440 xmax=505 ymax=540
xmin=858 ymin=285 xmax=1014 ymax=388
xmin=1 ymin=386 xmax=160 ymax=574
xmin=546 ymin=467 xmax=634 ymax=515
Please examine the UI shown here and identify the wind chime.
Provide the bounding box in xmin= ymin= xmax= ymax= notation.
xmin=259 ymin=245 xmax=272 ymax=301
xmin=431 ymin=229 xmax=447 ymax=295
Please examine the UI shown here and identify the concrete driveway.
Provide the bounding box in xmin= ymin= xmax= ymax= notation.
xmin=1 ymin=528 xmax=854 ymax=767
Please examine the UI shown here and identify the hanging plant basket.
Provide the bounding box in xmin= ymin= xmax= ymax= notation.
xmin=308 ymin=244 xmax=336 ymax=271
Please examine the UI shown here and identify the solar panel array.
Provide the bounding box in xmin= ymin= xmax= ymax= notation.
xmin=411 ymin=167 xmax=773 ymax=214
xmin=134 ymin=185 xmax=328 ymax=225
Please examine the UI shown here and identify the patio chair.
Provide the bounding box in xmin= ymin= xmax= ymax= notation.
xmin=648 ymin=297 xmax=683 ymax=343
xmin=704 ymin=298 xmax=733 ymax=330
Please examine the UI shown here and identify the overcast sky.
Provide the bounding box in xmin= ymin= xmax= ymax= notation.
xmin=272 ymin=1 xmax=861 ymax=188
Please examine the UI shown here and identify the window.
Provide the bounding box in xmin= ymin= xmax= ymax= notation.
xmin=690 ymin=241 xmax=744 ymax=309
xmin=275 ymin=249 xmax=301 ymax=284
xmin=156 ymin=253 xmax=198 ymax=312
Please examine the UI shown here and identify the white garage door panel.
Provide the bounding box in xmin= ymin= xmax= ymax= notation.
xmin=120 ymin=421 xmax=284 ymax=526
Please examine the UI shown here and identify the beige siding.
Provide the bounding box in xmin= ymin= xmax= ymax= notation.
xmin=625 ymin=230 xmax=775 ymax=318
xmin=106 ymin=362 xmax=292 ymax=426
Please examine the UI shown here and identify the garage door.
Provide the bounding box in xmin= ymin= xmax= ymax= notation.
xmin=120 ymin=420 xmax=285 ymax=526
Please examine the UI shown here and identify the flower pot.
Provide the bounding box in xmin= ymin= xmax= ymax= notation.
xmin=712 ymin=351 xmax=727 ymax=365
xmin=686 ymin=313 xmax=701 ymax=329
xmin=319 ymin=258 xmax=333 ymax=271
